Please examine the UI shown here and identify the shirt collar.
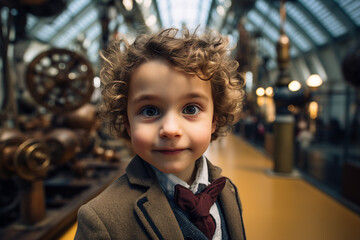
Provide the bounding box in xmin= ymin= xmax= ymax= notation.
xmin=151 ymin=156 xmax=209 ymax=199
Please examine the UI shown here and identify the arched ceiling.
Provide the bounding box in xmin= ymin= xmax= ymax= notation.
xmin=4 ymin=0 xmax=360 ymax=82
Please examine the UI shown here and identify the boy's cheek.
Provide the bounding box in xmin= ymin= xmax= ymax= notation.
xmin=188 ymin=122 xmax=214 ymax=143
xmin=131 ymin=128 xmax=153 ymax=146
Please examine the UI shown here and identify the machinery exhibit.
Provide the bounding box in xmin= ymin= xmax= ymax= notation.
xmin=0 ymin=2 xmax=130 ymax=239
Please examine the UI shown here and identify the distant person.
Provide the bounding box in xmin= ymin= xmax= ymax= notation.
xmin=75 ymin=28 xmax=246 ymax=240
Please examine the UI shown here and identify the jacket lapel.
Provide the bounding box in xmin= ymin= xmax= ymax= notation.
xmin=127 ymin=156 xmax=184 ymax=240
xmin=219 ymin=181 xmax=246 ymax=240
xmin=208 ymin=160 xmax=246 ymax=240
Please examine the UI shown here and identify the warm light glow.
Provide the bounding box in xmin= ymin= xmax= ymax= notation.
xmin=265 ymin=87 xmax=273 ymax=96
xmin=306 ymin=74 xmax=323 ymax=88
xmin=257 ymin=95 xmax=266 ymax=107
xmin=309 ymin=101 xmax=318 ymax=119
xmin=288 ymin=80 xmax=301 ymax=92
xmin=256 ymin=87 xmax=265 ymax=97
xmin=288 ymin=105 xmax=295 ymax=112
xmin=93 ymin=76 xmax=101 ymax=88
xmin=280 ymin=35 xmax=289 ymax=44
xmin=256 ymin=96 xmax=275 ymax=122
xmin=145 ymin=15 xmax=157 ymax=26
xmin=268 ymin=114 xmax=275 ymax=122
xmin=123 ymin=0 xmax=133 ymax=11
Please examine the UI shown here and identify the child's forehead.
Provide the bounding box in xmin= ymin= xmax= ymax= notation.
xmin=128 ymin=60 xmax=212 ymax=99
xmin=133 ymin=61 xmax=191 ymax=81
xmin=132 ymin=59 xmax=194 ymax=78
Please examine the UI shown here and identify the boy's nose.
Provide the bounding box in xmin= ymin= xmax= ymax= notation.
xmin=159 ymin=112 xmax=182 ymax=139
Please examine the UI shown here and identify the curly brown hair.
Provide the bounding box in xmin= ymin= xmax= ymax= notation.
xmin=99 ymin=28 xmax=245 ymax=141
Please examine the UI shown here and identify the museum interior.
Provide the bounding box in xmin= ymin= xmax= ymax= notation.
xmin=0 ymin=0 xmax=360 ymax=239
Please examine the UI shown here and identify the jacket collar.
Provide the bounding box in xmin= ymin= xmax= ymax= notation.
xmin=126 ymin=155 xmax=223 ymax=187
xmin=126 ymin=155 xmax=222 ymax=187
xmin=126 ymin=155 xmax=156 ymax=187
xmin=126 ymin=155 xmax=245 ymax=240
xmin=207 ymin=157 xmax=223 ymax=181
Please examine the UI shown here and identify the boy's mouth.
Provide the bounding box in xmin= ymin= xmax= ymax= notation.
xmin=154 ymin=149 xmax=186 ymax=155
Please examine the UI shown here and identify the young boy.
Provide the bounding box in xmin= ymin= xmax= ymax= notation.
xmin=75 ymin=28 xmax=246 ymax=240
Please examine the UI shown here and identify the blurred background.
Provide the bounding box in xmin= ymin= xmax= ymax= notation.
xmin=0 ymin=0 xmax=359 ymax=239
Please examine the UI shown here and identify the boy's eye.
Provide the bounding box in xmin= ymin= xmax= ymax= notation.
xmin=140 ymin=106 xmax=160 ymax=117
xmin=182 ymin=105 xmax=200 ymax=115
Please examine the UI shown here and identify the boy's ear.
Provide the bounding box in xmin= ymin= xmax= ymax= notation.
xmin=211 ymin=116 xmax=217 ymax=134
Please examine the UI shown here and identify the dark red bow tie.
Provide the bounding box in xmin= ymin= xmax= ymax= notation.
xmin=174 ymin=177 xmax=227 ymax=240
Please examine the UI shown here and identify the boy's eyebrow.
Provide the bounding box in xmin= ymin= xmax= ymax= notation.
xmin=131 ymin=92 xmax=210 ymax=104
xmin=131 ymin=94 xmax=159 ymax=104
xmin=185 ymin=93 xmax=211 ymax=101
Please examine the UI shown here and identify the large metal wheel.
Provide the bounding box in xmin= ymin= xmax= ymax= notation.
xmin=26 ymin=49 xmax=94 ymax=113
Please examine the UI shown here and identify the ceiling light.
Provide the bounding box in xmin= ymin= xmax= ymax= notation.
xmin=265 ymin=87 xmax=273 ymax=96
xmin=256 ymin=87 xmax=265 ymax=97
xmin=288 ymin=80 xmax=301 ymax=92
xmin=306 ymin=74 xmax=323 ymax=88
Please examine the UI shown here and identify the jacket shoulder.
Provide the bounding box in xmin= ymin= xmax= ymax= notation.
xmin=76 ymin=173 xmax=150 ymax=239
xmin=86 ymin=173 xmax=146 ymax=211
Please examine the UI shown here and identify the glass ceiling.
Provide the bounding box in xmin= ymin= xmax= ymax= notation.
xmin=20 ymin=0 xmax=359 ymax=69
xmin=299 ymin=0 xmax=347 ymax=37
xmin=157 ymin=0 xmax=212 ymax=30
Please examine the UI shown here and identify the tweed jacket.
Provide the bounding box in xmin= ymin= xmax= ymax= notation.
xmin=75 ymin=155 xmax=246 ymax=240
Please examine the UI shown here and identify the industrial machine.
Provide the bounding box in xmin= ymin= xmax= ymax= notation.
xmin=0 ymin=48 xmax=127 ymax=240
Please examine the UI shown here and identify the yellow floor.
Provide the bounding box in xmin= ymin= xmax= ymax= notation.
xmin=59 ymin=134 xmax=360 ymax=240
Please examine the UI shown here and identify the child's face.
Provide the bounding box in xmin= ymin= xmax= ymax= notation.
xmin=126 ymin=60 xmax=216 ymax=182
